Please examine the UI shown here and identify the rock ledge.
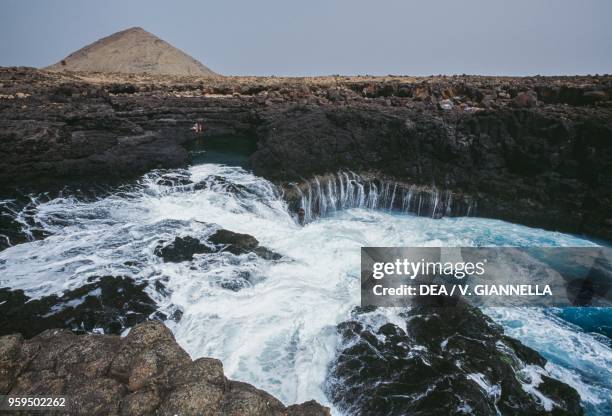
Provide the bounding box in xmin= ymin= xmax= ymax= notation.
xmin=0 ymin=321 xmax=330 ymax=416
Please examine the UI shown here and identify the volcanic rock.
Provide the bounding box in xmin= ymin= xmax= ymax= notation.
xmin=327 ymin=300 xmax=583 ymax=415
xmin=438 ymin=98 xmax=453 ymax=110
xmin=1 ymin=68 xmax=611 ymax=240
xmin=154 ymin=231 xmax=282 ymax=263
xmin=0 ymin=276 xmax=158 ymax=338
xmin=154 ymin=236 xmax=213 ymax=262
xmin=583 ymin=90 xmax=606 ymax=103
xmin=208 ymin=229 xmax=282 ymax=260
xmin=208 ymin=229 xmax=259 ymax=253
xmin=512 ymin=90 xmax=538 ymax=107
xmin=0 ymin=321 xmax=330 ymax=415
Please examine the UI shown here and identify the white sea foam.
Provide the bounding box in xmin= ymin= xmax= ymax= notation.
xmin=487 ymin=307 xmax=612 ymax=415
xmin=0 ymin=164 xmax=609 ymax=415
xmin=466 ymin=372 xmax=501 ymax=399
xmin=517 ymin=364 xmax=556 ymax=411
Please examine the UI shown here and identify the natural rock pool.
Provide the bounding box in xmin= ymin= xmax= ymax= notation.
xmin=1 ymin=162 xmax=610 ymax=415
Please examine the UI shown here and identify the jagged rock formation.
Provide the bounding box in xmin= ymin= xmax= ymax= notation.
xmin=154 ymin=236 xmax=214 ymax=262
xmin=0 ymin=68 xmax=611 ymax=239
xmin=0 ymin=276 xmax=159 ymax=338
xmin=154 ymin=229 xmax=282 ymax=263
xmin=0 ymin=226 xmax=285 ymax=339
xmin=46 ymin=27 xmax=217 ymax=76
xmin=0 ymin=321 xmax=330 ymax=416
xmin=0 ymin=68 xmax=605 ymax=415
xmin=327 ymin=301 xmax=583 ymax=415
xmin=207 ymin=229 xmax=282 ymax=260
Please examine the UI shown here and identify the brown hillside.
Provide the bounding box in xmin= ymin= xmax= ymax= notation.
xmin=46 ymin=27 xmax=218 ymax=76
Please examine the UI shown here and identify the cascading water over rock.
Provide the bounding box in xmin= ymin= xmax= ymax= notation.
xmin=283 ymin=171 xmax=477 ymax=223
xmin=0 ymin=164 xmax=609 ymax=415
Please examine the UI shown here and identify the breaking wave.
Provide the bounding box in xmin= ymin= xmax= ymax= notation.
xmin=0 ymin=164 xmax=609 ymax=415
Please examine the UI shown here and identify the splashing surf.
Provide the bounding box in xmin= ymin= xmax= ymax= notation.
xmin=0 ymin=164 xmax=609 ymax=415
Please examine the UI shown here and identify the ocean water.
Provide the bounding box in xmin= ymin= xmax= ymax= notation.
xmin=0 ymin=164 xmax=610 ymax=415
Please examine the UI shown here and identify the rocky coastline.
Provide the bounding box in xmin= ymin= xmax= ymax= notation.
xmin=0 ymin=320 xmax=330 ymax=415
xmin=0 ymin=67 xmax=609 ymax=414
xmin=328 ymin=300 xmax=583 ymax=415
xmin=0 ymin=308 xmax=584 ymax=416
xmin=0 ymin=227 xmax=589 ymax=415
xmin=1 ymin=67 xmax=611 ymax=239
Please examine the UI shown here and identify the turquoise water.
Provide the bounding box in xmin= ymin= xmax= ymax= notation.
xmin=0 ymin=164 xmax=609 ymax=415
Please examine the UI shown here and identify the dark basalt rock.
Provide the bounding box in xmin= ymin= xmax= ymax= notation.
xmin=208 ymin=229 xmax=282 ymax=260
xmin=0 ymin=211 xmax=24 ymax=251
xmin=252 ymin=246 xmax=283 ymax=260
xmin=154 ymin=170 xmax=193 ymax=187
xmin=155 ymin=231 xmax=282 ymax=263
xmin=1 ymin=68 xmax=611 ymax=239
xmin=154 ymin=236 xmax=214 ymax=262
xmin=0 ymin=195 xmax=57 ymax=251
xmin=0 ymin=321 xmax=331 ymax=415
xmin=208 ymin=229 xmax=259 ymax=253
xmin=193 ymin=175 xmax=250 ymax=195
xmin=216 ymin=270 xmax=257 ymax=292
xmin=327 ymin=300 xmax=583 ymax=416
xmin=251 ymin=103 xmax=612 ymax=240
xmin=0 ymin=275 xmax=158 ymax=338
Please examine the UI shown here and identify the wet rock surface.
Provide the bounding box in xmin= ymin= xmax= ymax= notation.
xmin=0 ymin=68 xmax=605 ymax=415
xmin=0 ymin=210 xmax=24 ymax=251
xmin=154 ymin=236 xmax=214 ymax=262
xmin=0 ymin=276 xmax=158 ymax=338
xmin=327 ymin=300 xmax=583 ymax=416
xmin=208 ymin=229 xmax=259 ymax=253
xmin=1 ymin=68 xmax=611 ymax=239
xmin=0 ymin=321 xmax=331 ymax=415
xmin=154 ymin=229 xmax=282 ymax=263
xmin=257 ymin=104 xmax=612 ymax=240
xmin=208 ymin=229 xmax=282 ymax=260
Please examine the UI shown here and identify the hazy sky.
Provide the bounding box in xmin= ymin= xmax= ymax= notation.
xmin=1 ymin=0 xmax=611 ymax=76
